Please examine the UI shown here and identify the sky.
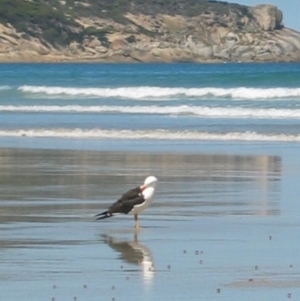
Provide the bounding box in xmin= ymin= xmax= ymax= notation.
xmin=232 ymin=0 xmax=300 ymax=32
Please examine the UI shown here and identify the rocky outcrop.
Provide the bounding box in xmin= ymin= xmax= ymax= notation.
xmin=0 ymin=3 xmax=300 ymax=63
xmin=249 ymin=4 xmax=283 ymax=31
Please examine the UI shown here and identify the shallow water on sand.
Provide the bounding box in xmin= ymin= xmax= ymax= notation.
xmin=1 ymin=146 xmax=300 ymax=301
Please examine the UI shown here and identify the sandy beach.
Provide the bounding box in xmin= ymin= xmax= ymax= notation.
xmin=0 ymin=144 xmax=299 ymax=301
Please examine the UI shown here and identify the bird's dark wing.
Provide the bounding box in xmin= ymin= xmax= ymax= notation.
xmin=95 ymin=186 xmax=143 ymax=220
xmin=108 ymin=194 xmax=145 ymax=215
xmin=119 ymin=186 xmax=141 ymax=200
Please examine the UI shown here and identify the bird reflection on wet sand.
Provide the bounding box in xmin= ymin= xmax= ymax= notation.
xmin=101 ymin=232 xmax=154 ymax=284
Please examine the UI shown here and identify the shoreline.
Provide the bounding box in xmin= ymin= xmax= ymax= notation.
xmin=0 ymin=57 xmax=299 ymax=64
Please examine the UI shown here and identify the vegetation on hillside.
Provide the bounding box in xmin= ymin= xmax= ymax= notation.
xmin=0 ymin=0 xmax=83 ymax=46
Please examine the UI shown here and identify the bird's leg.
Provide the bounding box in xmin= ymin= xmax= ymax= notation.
xmin=134 ymin=232 xmax=138 ymax=242
xmin=134 ymin=214 xmax=139 ymax=229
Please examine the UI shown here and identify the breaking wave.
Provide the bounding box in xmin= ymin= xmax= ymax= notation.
xmin=1 ymin=105 xmax=300 ymax=119
xmin=0 ymin=129 xmax=300 ymax=142
xmin=0 ymin=85 xmax=11 ymax=91
xmin=18 ymin=85 xmax=300 ymax=100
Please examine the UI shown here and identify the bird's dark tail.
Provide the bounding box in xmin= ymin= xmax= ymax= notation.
xmin=95 ymin=211 xmax=113 ymax=220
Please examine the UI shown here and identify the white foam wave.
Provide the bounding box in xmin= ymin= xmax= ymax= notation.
xmin=0 ymin=129 xmax=299 ymax=142
xmin=0 ymin=85 xmax=11 ymax=91
xmin=1 ymin=105 xmax=300 ymax=119
xmin=18 ymin=85 xmax=300 ymax=99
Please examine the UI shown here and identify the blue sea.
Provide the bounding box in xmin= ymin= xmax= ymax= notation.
xmin=0 ymin=63 xmax=300 ymax=146
xmin=1 ymin=63 xmax=300 ymax=301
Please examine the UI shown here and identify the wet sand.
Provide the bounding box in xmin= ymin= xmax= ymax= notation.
xmin=1 ymin=146 xmax=300 ymax=300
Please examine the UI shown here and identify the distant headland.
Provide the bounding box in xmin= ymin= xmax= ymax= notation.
xmin=0 ymin=0 xmax=300 ymax=63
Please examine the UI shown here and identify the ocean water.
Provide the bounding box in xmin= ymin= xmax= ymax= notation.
xmin=1 ymin=63 xmax=300 ymax=301
xmin=0 ymin=62 xmax=300 ymax=144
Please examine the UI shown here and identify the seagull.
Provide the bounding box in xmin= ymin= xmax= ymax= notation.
xmin=95 ymin=176 xmax=158 ymax=228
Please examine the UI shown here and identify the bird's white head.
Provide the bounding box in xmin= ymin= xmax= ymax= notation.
xmin=141 ymin=176 xmax=158 ymax=202
xmin=143 ymin=176 xmax=158 ymax=188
